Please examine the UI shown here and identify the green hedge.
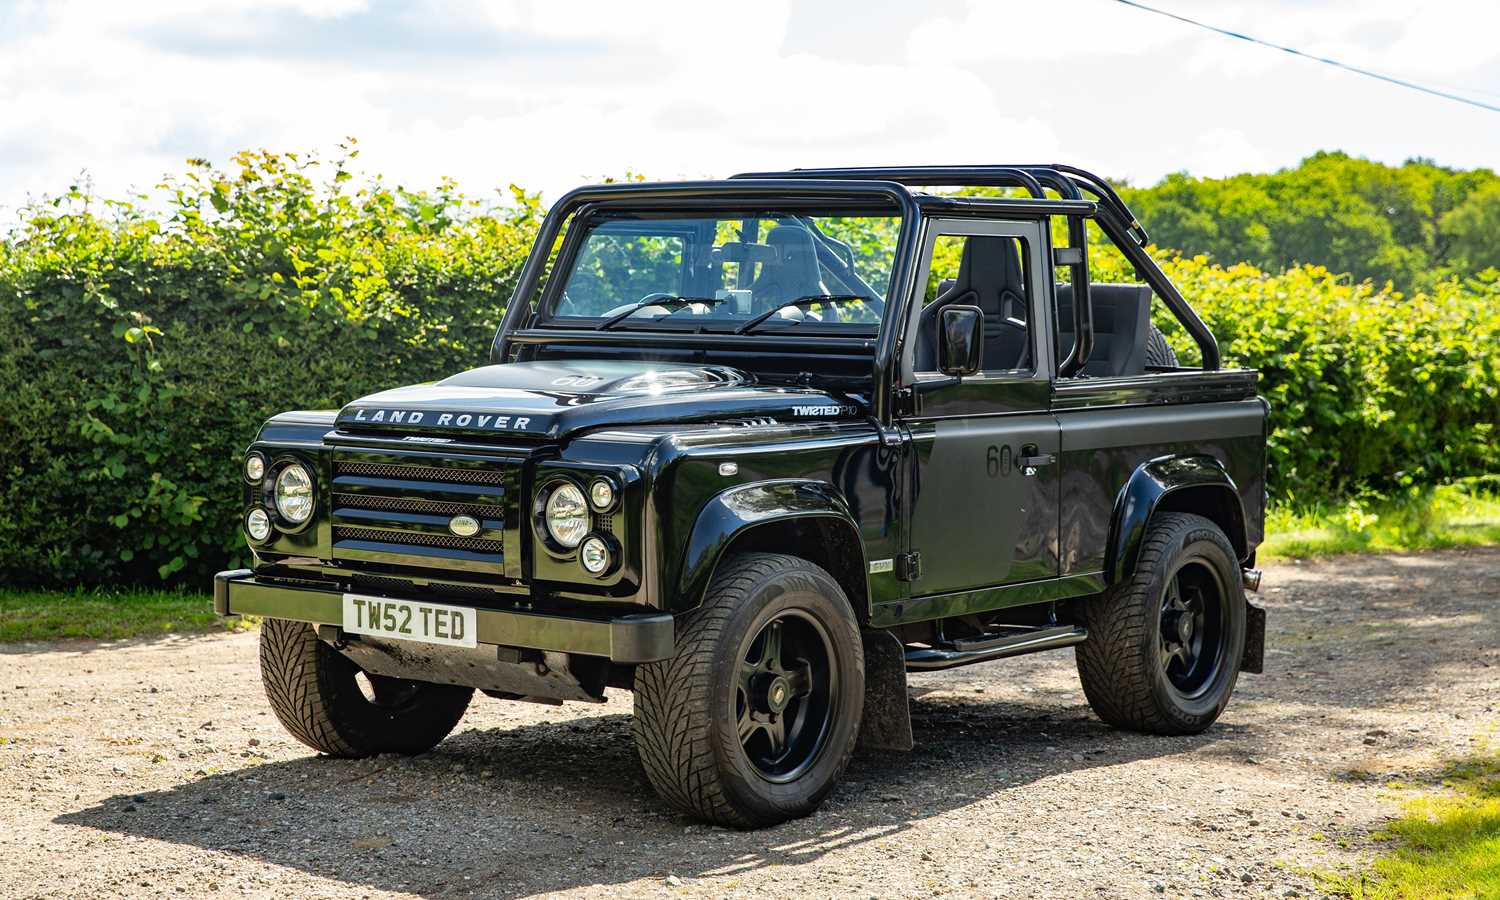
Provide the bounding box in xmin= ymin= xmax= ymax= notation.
xmin=0 ymin=149 xmax=540 ymax=586
xmin=2 ymin=151 xmax=1498 ymax=587
xmin=1152 ymin=258 xmax=1500 ymax=502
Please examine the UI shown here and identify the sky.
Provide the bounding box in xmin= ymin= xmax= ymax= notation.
xmin=2 ymin=0 xmax=1498 ymax=211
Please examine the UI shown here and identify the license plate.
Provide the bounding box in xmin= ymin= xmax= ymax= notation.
xmin=341 ymin=593 xmax=477 ymax=648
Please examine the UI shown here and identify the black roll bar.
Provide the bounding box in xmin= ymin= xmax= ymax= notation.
xmin=733 ymin=164 xmax=1218 ymax=373
xmin=735 ymin=165 xmax=1049 ymax=200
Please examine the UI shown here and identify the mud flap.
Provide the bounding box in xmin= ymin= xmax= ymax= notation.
xmin=856 ymin=630 xmax=913 ymax=752
xmin=1240 ymin=601 xmax=1266 ymax=674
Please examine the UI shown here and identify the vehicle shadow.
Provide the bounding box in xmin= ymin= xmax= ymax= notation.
xmin=54 ymin=690 xmax=1233 ymax=898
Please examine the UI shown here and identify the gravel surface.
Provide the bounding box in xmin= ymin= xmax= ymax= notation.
xmin=3 ymin=549 xmax=1498 ymax=899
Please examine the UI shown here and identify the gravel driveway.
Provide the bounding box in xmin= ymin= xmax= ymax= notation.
xmin=3 ymin=549 xmax=1498 ymax=899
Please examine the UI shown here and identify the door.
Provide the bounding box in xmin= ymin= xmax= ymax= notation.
xmin=900 ymin=218 xmax=1060 ymax=598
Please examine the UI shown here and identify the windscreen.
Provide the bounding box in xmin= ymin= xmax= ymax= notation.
xmin=542 ymin=210 xmax=901 ymax=334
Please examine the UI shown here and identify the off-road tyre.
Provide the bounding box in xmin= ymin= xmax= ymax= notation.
xmin=632 ymin=553 xmax=865 ymax=828
xmin=1146 ymin=324 xmax=1179 ymax=368
xmin=1075 ymin=512 xmax=1245 ymax=735
xmin=259 ymin=617 xmax=473 ymax=757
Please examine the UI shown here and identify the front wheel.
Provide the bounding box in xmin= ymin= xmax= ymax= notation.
xmin=631 ymin=553 xmax=865 ymax=827
xmin=1075 ymin=512 xmax=1246 ymax=734
xmin=259 ymin=618 xmax=473 ymax=757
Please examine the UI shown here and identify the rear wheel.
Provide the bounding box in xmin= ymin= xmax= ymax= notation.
xmin=259 ymin=618 xmax=473 ymax=757
xmin=1075 ymin=513 xmax=1245 ymax=734
xmin=632 ymin=553 xmax=864 ymax=827
xmin=1146 ymin=324 xmax=1179 ymax=368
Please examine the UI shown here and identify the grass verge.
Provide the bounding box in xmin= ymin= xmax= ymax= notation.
xmin=0 ymin=588 xmax=251 ymax=642
xmin=1321 ymin=753 xmax=1500 ymax=899
xmin=1263 ymin=481 xmax=1500 ymax=560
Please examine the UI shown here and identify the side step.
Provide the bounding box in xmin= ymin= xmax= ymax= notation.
xmin=904 ymin=624 xmax=1088 ymax=671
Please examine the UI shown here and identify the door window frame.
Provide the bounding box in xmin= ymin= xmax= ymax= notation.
xmin=899 ymin=217 xmax=1055 ymax=386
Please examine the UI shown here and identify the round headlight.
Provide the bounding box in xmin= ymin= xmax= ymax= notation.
xmin=544 ymin=483 xmax=589 ymax=549
xmin=579 ymin=536 xmax=612 ymax=576
xmin=244 ymin=453 xmax=266 ymax=483
xmin=274 ymin=463 xmax=315 ymax=524
xmin=588 ymin=477 xmax=617 ymax=511
xmin=245 ymin=508 xmax=271 ymax=542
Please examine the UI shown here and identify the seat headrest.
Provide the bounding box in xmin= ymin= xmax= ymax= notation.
xmin=765 ymin=225 xmax=819 ymax=273
xmin=752 ymin=226 xmax=826 ymax=307
xmin=954 ymin=236 xmax=1024 ymax=307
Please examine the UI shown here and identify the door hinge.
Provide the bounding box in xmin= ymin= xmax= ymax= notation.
xmin=896 ymin=551 xmax=922 ymax=582
xmin=893 ymin=387 xmax=915 ymax=417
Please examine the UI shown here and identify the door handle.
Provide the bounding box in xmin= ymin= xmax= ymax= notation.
xmin=1019 ymin=446 xmax=1055 ymax=476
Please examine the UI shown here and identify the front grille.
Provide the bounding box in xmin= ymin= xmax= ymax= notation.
xmin=334 ymin=461 xmax=508 ymax=486
xmin=333 ymin=492 xmax=501 ymax=521
xmin=334 ymin=526 xmax=505 ymax=555
xmin=330 ymin=453 xmax=519 ymax=574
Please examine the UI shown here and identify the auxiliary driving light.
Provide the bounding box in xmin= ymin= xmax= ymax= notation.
xmin=588 ymin=477 xmax=617 ymax=511
xmin=579 ymin=536 xmax=612 ymax=575
xmin=245 ymin=508 xmax=271 ymax=542
xmin=244 ymin=453 xmax=266 ymax=483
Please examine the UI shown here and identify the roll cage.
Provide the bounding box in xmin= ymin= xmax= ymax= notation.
xmin=492 ymin=166 xmax=1221 ymax=425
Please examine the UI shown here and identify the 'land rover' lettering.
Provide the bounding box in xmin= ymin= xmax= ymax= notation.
xmin=343 ymin=408 xmax=538 ymax=431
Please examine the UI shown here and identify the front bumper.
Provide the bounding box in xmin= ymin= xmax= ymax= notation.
xmin=213 ymin=569 xmax=674 ymax=663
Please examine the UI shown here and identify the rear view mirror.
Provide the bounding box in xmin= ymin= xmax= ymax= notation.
xmin=938 ymin=305 xmax=984 ymax=377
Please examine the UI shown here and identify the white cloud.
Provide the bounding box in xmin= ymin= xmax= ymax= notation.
xmin=0 ymin=0 xmax=1496 ymax=214
xmin=907 ymin=0 xmax=1181 ymax=61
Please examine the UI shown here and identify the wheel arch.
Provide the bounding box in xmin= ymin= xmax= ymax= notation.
xmin=1106 ymin=454 xmax=1249 ymax=586
xmin=675 ymin=479 xmax=870 ymax=620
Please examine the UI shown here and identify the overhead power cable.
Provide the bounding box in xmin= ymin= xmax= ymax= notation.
xmin=1112 ymin=0 xmax=1500 ymax=115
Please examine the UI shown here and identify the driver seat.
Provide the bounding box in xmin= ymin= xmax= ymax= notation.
xmin=749 ymin=225 xmax=829 ymax=312
xmin=915 ymin=236 xmax=1029 ymax=371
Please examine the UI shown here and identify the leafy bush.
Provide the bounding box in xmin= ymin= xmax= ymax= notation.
xmin=0 ymin=148 xmax=541 ymax=587
xmin=2 ymin=150 xmax=1497 ymax=588
xmin=1155 ymin=258 xmax=1500 ymax=501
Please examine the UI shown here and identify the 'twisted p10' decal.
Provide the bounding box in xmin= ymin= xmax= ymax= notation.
xmin=792 ymin=404 xmax=859 ymax=417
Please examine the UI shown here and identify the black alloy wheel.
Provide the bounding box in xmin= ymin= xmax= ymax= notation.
xmin=632 ymin=553 xmax=865 ymax=827
xmin=1158 ymin=558 xmax=1230 ymax=700
xmin=1075 ymin=512 xmax=1246 ymax=735
xmin=736 ymin=612 xmax=836 ymax=783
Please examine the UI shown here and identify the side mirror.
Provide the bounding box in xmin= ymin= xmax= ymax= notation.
xmin=938 ymin=305 xmax=983 ymax=377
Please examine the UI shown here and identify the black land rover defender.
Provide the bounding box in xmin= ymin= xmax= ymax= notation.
xmin=216 ymin=165 xmax=1268 ymax=828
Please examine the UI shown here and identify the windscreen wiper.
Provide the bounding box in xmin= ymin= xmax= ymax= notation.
xmin=595 ymin=296 xmax=726 ymax=331
xmin=734 ymin=295 xmax=875 ymax=335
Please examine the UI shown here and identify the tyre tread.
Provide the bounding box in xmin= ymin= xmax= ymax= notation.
xmin=632 ymin=553 xmax=859 ymax=827
xmin=1075 ymin=512 xmax=1239 ymax=735
xmin=259 ymin=617 xmax=471 ymax=757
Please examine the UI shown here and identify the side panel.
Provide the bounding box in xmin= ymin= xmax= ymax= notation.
xmin=899 ymin=216 xmax=1061 ymax=598
xmin=1108 ymin=454 xmax=1247 ymax=584
xmin=1056 ymin=399 xmax=1267 ymax=575
xmin=905 ymin=414 xmax=1061 ymax=593
xmin=676 ymin=481 xmax=864 ymax=610
xmin=647 ymin=424 xmax=907 ymax=614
